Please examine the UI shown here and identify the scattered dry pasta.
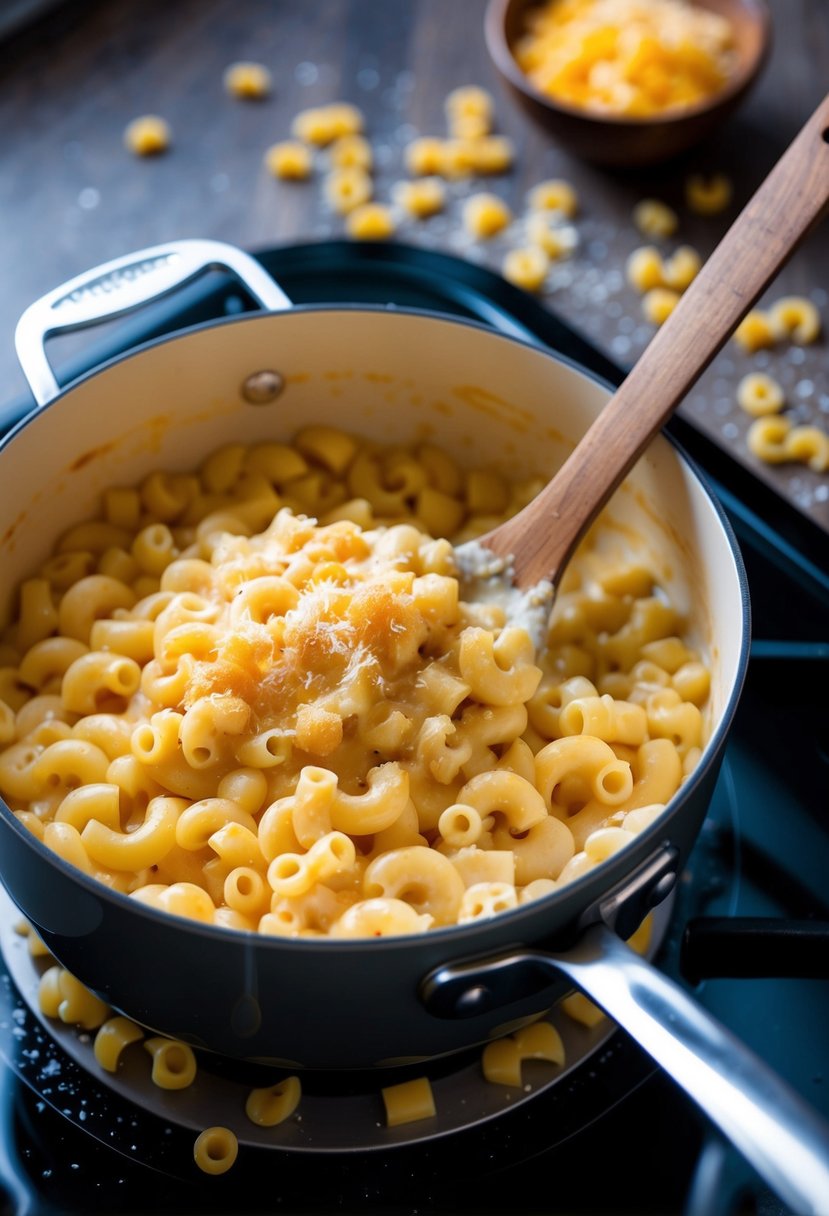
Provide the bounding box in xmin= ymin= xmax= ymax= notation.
xmin=194 ymin=1127 xmax=238 ymax=1175
xmin=733 ymin=310 xmax=776 ymax=353
xmin=460 ymin=134 xmax=515 ymax=175
xmin=265 ymin=141 xmax=313 ymax=181
xmin=329 ymin=134 xmax=373 ymax=172
xmin=324 ymin=166 xmax=373 ymax=215
xmin=123 ymin=115 xmax=171 ymax=157
xmin=768 ymin=296 xmax=821 ymax=345
xmin=0 ymin=427 xmax=710 ymax=939
xmin=382 ymin=1076 xmax=436 ymax=1126
xmin=514 ymin=0 xmax=736 ymax=117
xmin=482 ymin=1021 xmax=565 ymax=1086
xmin=463 ymin=193 xmax=512 ymax=239
xmin=28 ymin=928 xmax=51 ymax=958
xmin=632 ymin=199 xmax=678 ymax=238
xmin=746 ymin=415 xmax=792 ymax=463
xmin=525 ymin=212 xmax=578 ymax=259
xmin=685 ymin=172 xmax=732 ymax=215
xmin=445 ymin=85 xmax=495 ymax=138
xmin=662 ymin=245 xmax=701 ymax=292
xmin=560 ymin=991 xmax=605 ymax=1026
xmin=748 ymin=418 xmax=829 ymax=472
xmin=94 ymin=1015 xmax=144 ymax=1071
xmin=782 ymin=426 xmax=829 ymax=472
xmin=392 ymin=178 xmax=446 ymax=219
xmin=642 ymin=286 xmax=680 ymax=326
xmin=627 ymin=244 xmax=700 ymax=303
xmin=736 ymin=372 xmax=785 ymax=417
xmin=626 ymin=246 xmax=665 ymax=293
xmin=527 ymin=178 xmax=578 ymax=217
xmin=144 ymin=1036 xmax=198 ymax=1089
xmin=502 ymin=246 xmax=550 ymax=292
xmin=292 ymin=102 xmax=364 ymax=146
xmin=38 ymin=967 xmax=110 ymax=1029
xmin=223 ymin=61 xmax=272 ymax=100
xmin=404 ymin=137 xmax=445 ymax=177
xmin=403 ymin=134 xmax=514 ymax=180
xmin=345 ymin=202 xmax=396 ymax=240
xmin=734 ymin=299 xmax=821 ymax=351
xmin=246 ymin=1076 xmax=302 ymax=1126
xmin=403 ymin=80 xmax=513 ymax=181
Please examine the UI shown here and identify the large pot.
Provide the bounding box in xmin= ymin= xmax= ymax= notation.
xmin=2 ymin=240 xmax=828 ymax=1208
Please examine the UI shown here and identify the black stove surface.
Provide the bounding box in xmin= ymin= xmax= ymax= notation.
xmin=1 ymin=241 xmax=828 ymax=1216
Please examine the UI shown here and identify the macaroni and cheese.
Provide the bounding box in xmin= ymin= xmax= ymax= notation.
xmin=0 ymin=427 xmax=709 ymax=938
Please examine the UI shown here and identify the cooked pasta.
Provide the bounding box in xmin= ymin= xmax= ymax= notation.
xmin=0 ymin=427 xmax=710 ymax=939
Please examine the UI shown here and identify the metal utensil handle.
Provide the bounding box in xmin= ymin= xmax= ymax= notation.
xmin=447 ymin=924 xmax=829 ymax=1214
xmin=561 ymin=924 xmax=829 ymax=1214
xmin=14 ymin=238 xmax=293 ymax=407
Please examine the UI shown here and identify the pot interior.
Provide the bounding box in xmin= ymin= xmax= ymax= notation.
xmin=0 ymin=308 xmax=745 ymax=736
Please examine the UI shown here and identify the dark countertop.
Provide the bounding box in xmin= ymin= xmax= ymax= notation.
xmin=0 ymin=0 xmax=827 ymax=526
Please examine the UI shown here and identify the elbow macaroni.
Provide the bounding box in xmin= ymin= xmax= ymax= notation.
xmin=381 ymin=1076 xmax=436 ymax=1127
xmin=193 ymin=1126 xmax=238 ymax=1175
xmin=0 ymin=427 xmax=710 ymax=937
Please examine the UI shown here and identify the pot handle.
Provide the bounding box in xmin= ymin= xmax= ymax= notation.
xmin=423 ymin=923 xmax=829 ymax=1215
xmin=15 ymin=238 xmax=293 ymax=408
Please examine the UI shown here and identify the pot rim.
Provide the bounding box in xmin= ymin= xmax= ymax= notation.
xmin=0 ymin=303 xmax=751 ymax=953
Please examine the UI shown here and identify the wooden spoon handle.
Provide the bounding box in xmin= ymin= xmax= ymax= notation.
xmin=489 ymin=92 xmax=829 ymax=589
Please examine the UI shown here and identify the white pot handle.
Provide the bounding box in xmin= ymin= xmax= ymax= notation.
xmin=14 ymin=239 xmax=293 ymax=408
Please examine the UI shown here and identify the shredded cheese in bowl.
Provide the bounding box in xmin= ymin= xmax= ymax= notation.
xmin=514 ymin=0 xmax=736 ymax=118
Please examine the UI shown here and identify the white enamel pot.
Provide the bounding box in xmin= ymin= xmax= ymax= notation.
xmin=2 ymin=241 xmax=829 ymax=1211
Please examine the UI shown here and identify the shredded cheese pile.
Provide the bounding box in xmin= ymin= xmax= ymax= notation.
xmin=515 ymin=0 xmax=735 ymax=117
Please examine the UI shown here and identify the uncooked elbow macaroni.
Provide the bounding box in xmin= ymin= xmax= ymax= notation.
xmin=144 ymin=1035 xmax=198 ymax=1089
xmin=94 ymin=1015 xmax=145 ymax=1071
xmin=246 ymin=1076 xmax=302 ymax=1126
xmin=0 ymin=426 xmax=710 ymax=937
xmin=193 ymin=1126 xmax=238 ymax=1175
xmin=382 ymin=1076 xmax=436 ymax=1126
xmin=482 ymin=1021 xmax=565 ymax=1086
xmin=38 ymin=964 xmax=110 ymax=1029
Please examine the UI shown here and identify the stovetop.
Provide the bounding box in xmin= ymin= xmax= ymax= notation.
xmin=1 ymin=241 xmax=828 ymax=1216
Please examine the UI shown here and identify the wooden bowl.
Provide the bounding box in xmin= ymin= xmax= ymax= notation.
xmin=484 ymin=0 xmax=772 ymax=167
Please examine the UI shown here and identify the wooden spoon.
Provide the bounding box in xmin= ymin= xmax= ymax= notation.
xmin=475 ymin=93 xmax=829 ymax=593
